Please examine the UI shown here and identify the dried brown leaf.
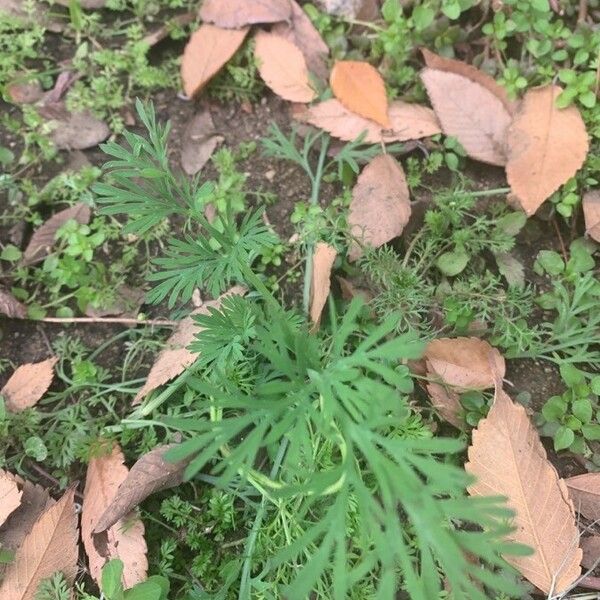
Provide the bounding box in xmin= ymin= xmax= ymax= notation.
xmin=330 ymin=61 xmax=390 ymax=127
xmin=1 ymin=357 xmax=58 ymax=412
xmin=5 ymin=78 xmax=43 ymax=105
xmin=200 ymin=0 xmax=292 ymax=28
xmin=22 ymin=203 xmax=91 ymax=265
xmin=424 ymin=337 xmax=505 ymax=390
xmin=310 ymin=242 xmax=337 ymax=330
xmin=272 ymin=0 xmax=329 ymax=81
xmin=133 ymin=287 xmax=245 ymax=404
xmin=254 ymin=31 xmax=316 ymax=103
xmin=0 ymin=289 xmax=27 ymax=319
xmin=565 ymin=473 xmax=600 ymax=522
xmin=425 ymin=381 xmax=463 ymax=429
xmin=580 ymin=536 xmax=600 ymax=570
xmin=181 ymin=24 xmax=249 ymax=98
xmin=348 ymin=154 xmax=410 ymax=261
xmin=82 ymin=442 xmax=147 ymax=588
xmin=302 ymin=98 xmax=440 ymax=144
xmin=582 ymin=190 xmax=600 ymax=242
xmin=180 ymin=110 xmax=224 ymax=176
xmin=466 ymin=389 xmax=581 ymax=593
xmin=0 ymin=471 xmax=22 ymax=529
xmin=0 ymin=487 xmax=79 ymax=600
xmin=506 ymin=85 xmax=589 ymax=216
xmin=421 ymin=67 xmax=511 ymax=166
xmin=38 ymin=104 xmax=109 ymax=150
xmin=93 ymin=445 xmax=190 ymax=534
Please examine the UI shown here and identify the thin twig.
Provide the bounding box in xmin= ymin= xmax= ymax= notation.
xmin=553 ymin=218 xmax=569 ymax=263
xmin=37 ymin=316 xmax=178 ymax=327
xmin=29 ymin=463 xmax=84 ymax=501
xmin=578 ymin=0 xmax=588 ymax=22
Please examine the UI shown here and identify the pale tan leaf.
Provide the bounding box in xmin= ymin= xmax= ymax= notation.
xmin=0 ymin=487 xmax=79 ymax=600
xmin=254 ymin=31 xmax=316 ymax=103
xmin=506 ymin=85 xmax=589 ymax=216
xmin=180 ymin=110 xmax=224 ymax=176
xmin=181 ymin=25 xmax=249 ymax=98
xmin=93 ymin=445 xmax=190 ymax=534
xmin=1 ymin=357 xmax=58 ymax=412
xmin=421 ymin=67 xmax=511 ymax=166
xmin=565 ymin=473 xmax=600 ymax=522
xmin=23 ymin=203 xmax=91 ymax=265
xmin=348 ymin=154 xmax=410 ymax=261
xmin=421 ymin=49 xmax=515 ymax=115
xmin=272 ymin=0 xmax=329 ymax=81
xmin=302 ymin=98 xmax=441 ymax=143
xmin=0 ymin=472 xmax=22 ymax=529
xmin=425 ymin=381 xmax=463 ymax=429
xmin=199 ymin=0 xmax=292 ymax=28
xmin=582 ymin=190 xmax=600 ymax=242
xmin=310 ymin=243 xmax=337 ymax=331
xmin=330 ymin=61 xmax=390 ymax=127
xmin=466 ymin=389 xmax=581 ymax=593
xmin=580 ymin=536 xmax=600 ymax=570
xmin=133 ymin=287 xmax=245 ymax=404
xmin=82 ymin=442 xmax=147 ymax=588
xmin=0 ymin=289 xmax=26 ymax=319
xmin=424 ymin=337 xmax=505 ymax=390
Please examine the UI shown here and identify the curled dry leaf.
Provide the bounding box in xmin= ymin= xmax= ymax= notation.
xmin=580 ymin=536 xmax=600 ymax=570
xmin=466 ymin=388 xmax=581 ymax=594
xmin=421 ymin=67 xmax=511 ymax=166
xmin=82 ymin=442 xmax=147 ymax=588
xmin=0 ymin=471 xmax=22 ymax=528
xmin=424 ymin=337 xmax=505 ymax=390
xmin=180 ymin=110 xmax=224 ymax=176
xmin=330 ymin=61 xmax=390 ymax=127
xmin=22 ymin=203 xmax=91 ymax=265
xmin=426 ymin=382 xmax=463 ymax=429
xmin=0 ymin=487 xmax=79 ymax=600
xmin=133 ymin=286 xmax=246 ymax=404
xmin=310 ymin=242 xmax=337 ymax=331
xmin=302 ymin=98 xmax=441 ymax=144
xmin=506 ymin=85 xmax=589 ymax=216
xmin=181 ymin=24 xmax=249 ymax=98
xmin=254 ymin=31 xmax=316 ymax=103
xmin=348 ymin=154 xmax=410 ymax=261
xmin=272 ymin=0 xmax=329 ymax=81
xmin=582 ymin=190 xmax=600 ymax=242
xmin=93 ymin=445 xmax=190 ymax=534
xmin=199 ymin=0 xmax=292 ymax=28
xmin=1 ymin=357 xmax=58 ymax=412
xmin=0 ymin=289 xmax=26 ymax=319
xmin=565 ymin=473 xmax=600 ymax=522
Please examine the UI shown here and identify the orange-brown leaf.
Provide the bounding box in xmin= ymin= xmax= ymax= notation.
xmin=565 ymin=473 xmax=600 ymax=522
xmin=348 ymin=154 xmax=410 ymax=261
xmin=254 ymin=31 xmax=316 ymax=103
xmin=330 ymin=61 xmax=390 ymax=127
xmin=466 ymin=389 xmax=581 ymax=593
xmin=506 ymin=85 xmax=589 ymax=216
xmin=0 ymin=471 xmax=22 ymax=528
xmin=0 ymin=487 xmax=79 ymax=600
xmin=181 ymin=24 xmax=249 ymax=98
xmin=310 ymin=242 xmax=337 ymax=331
xmin=1 ymin=357 xmax=57 ymax=412
xmin=199 ymin=0 xmax=291 ymax=28
xmin=582 ymin=190 xmax=600 ymax=242
xmin=82 ymin=442 xmax=147 ymax=588
xmin=421 ymin=67 xmax=511 ymax=166
xmin=302 ymin=98 xmax=440 ymax=143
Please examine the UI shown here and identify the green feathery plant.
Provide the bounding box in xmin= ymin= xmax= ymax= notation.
xmin=96 ymin=101 xmax=528 ymax=600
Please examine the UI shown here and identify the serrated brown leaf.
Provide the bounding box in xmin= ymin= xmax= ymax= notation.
xmin=581 ymin=536 xmax=600 ymax=570
xmin=93 ymin=445 xmax=190 ymax=534
xmin=82 ymin=442 xmax=147 ymax=588
xmin=348 ymin=154 xmax=410 ymax=261
xmin=0 ymin=487 xmax=79 ymax=600
xmin=254 ymin=31 xmax=316 ymax=103
xmin=22 ymin=203 xmax=91 ymax=265
xmin=330 ymin=61 xmax=390 ymax=127
xmin=199 ymin=0 xmax=292 ymax=28
xmin=0 ymin=289 xmax=26 ymax=319
xmin=180 ymin=110 xmax=224 ymax=176
xmin=302 ymin=98 xmax=440 ymax=143
xmin=424 ymin=337 xmax=505 ymax=390
xmin=1 ymin=357 xmax=58 ymax=412
xmin=466 ymin=388 xmax=581 ymax=593
xmin=565 ymin=473 xmax=600 ymax=522
xmin=421 ymin=49 xmax=515 ymax=115
xmin=0 ymin=471 xmax=22 ymax=529
xmin=310 ymin=242 xmax=337 ymax=331
xmin=582 ymin=190 xmax=600 ymax=242
xmin=181 ymin=24 xmax=249 ymax=98
xmin=426 ymin=381 xmax=463 ymax=429
xmin=272 ymin=0 xmax=329 ymax=81
xmin=133 ymin=287 xmax=245 ymax=404
xmin=421 ymin=67 xmax=511 ymax=166
xmin=506 ymin=85 xmax=589 ymax=216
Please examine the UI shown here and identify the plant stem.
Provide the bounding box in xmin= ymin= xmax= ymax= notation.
xmin=469 ymin=187 xmax=511 ymax=197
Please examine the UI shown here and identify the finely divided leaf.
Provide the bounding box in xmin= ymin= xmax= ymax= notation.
xmin=199 ymin=0 xmax=292 ymax=28
xmin=310 ymin=242 xmax=337 ymax=330
xmin=1 ymin=357 xmax=57 ymax=412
